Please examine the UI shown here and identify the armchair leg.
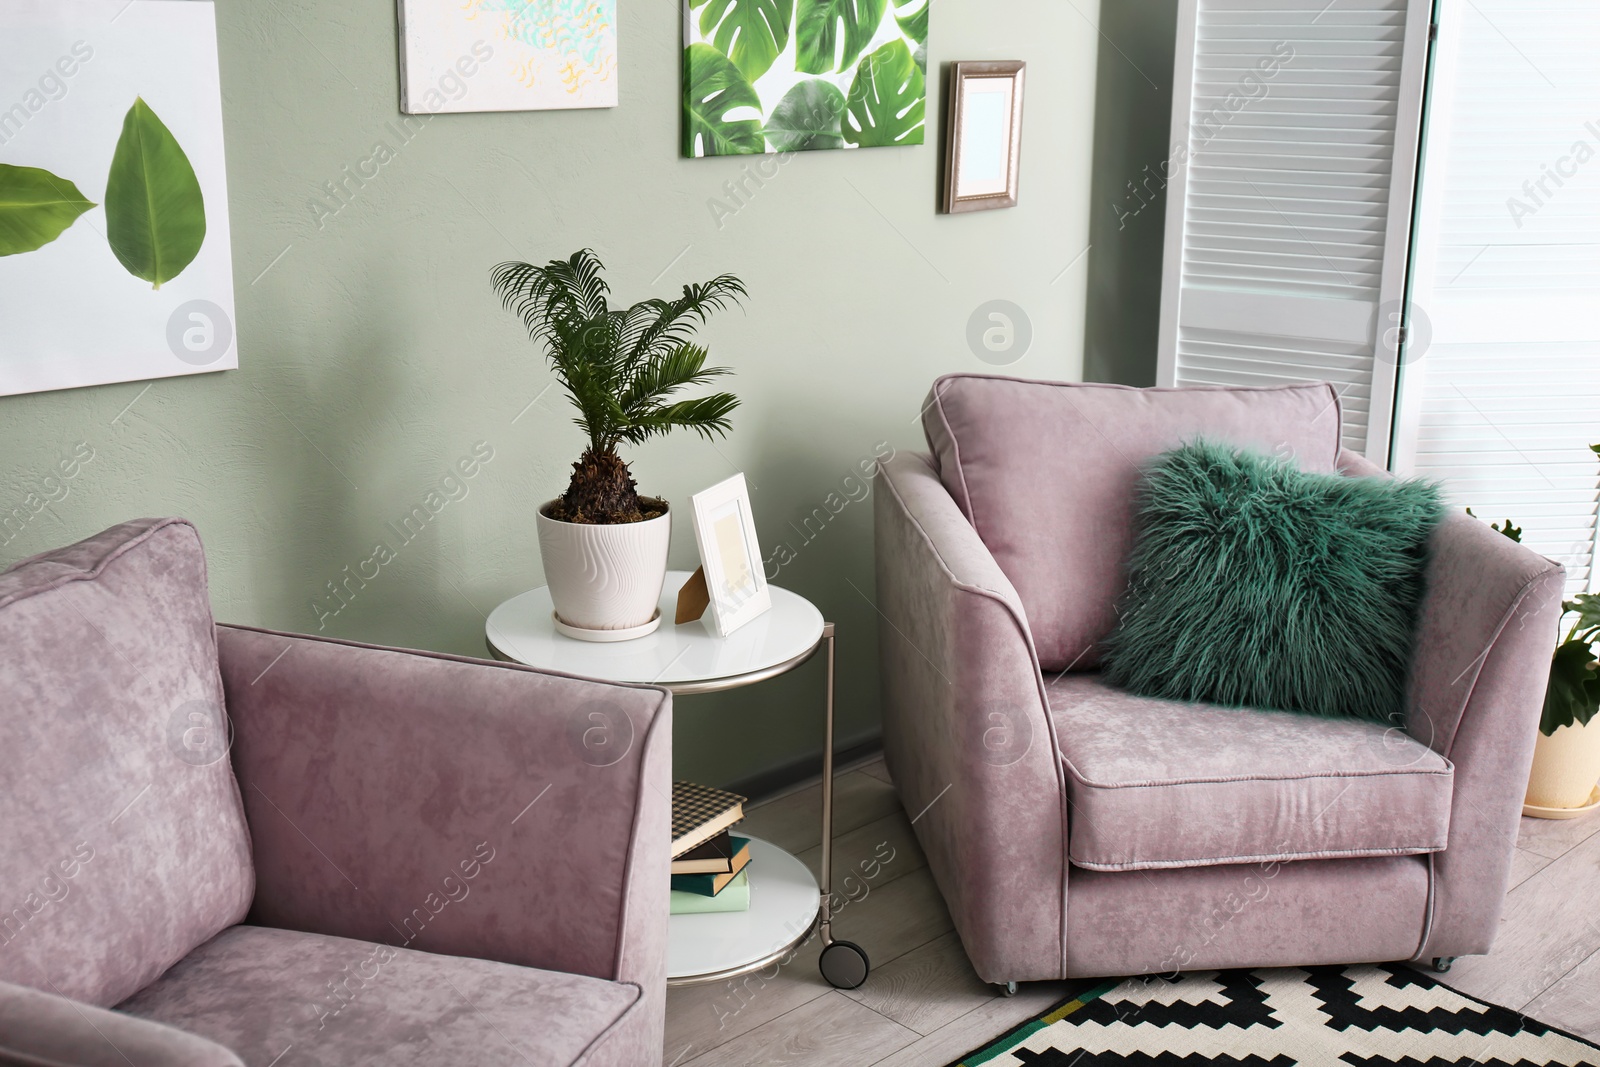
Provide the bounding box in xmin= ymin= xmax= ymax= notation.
xmin=1431 ymin=957 xmax=1456 ymax=974
xmin=996 ymin=981 xmax=1018 ymax=997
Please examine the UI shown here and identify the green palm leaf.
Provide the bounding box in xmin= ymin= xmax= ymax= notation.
xmin=491 ymin=249 xmax=746 ymax=461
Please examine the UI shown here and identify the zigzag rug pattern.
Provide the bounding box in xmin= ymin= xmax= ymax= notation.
xmin=948 ymin=964 xmax=1600 ymax=1066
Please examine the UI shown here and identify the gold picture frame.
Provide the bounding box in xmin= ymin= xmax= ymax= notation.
xmin=943 ymin=61 xmax=1026 ymax=214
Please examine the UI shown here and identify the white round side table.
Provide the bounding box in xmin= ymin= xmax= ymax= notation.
xmin=485 ymin=571 xmax=871 ymax=990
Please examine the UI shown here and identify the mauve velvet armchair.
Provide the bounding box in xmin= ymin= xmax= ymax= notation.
xmin=875 ymin=375 xmax=1564 ymax=985
xmin=0 ymin=518 xmax=670 ymax=1066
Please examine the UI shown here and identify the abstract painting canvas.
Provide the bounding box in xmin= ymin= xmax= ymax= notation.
xmin=0 ymin=0 xmax=237 ymax=398
xmin=398 ymin=0 xmax=619 ymax=114
xmin=683 ymin=0 xmax=929 ymax=157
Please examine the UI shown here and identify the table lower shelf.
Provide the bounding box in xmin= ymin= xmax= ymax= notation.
xmin=667 ymin=837 xmax=821 ymax=986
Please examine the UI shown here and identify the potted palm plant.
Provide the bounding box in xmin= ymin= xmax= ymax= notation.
xmin=492 ymin=249 xmax=747 ymax=641
xmin=1528 ymin=589 xmax=1600 ymax=816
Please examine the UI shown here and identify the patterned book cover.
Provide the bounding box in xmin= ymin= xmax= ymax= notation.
xmin=671 ymin=781 xmax=746 ymax=858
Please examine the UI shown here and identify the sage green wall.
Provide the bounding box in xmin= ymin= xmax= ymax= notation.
xmin=1084 ymin=1 xmax=1178 ymax=387
xmin=0 ymin=0 xmax=1098 ymax=789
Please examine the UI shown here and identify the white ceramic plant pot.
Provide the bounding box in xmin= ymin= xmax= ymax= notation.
xmin=1524 ymin=715 xmax=1600 ymax=818
xmin=536 ymin=500 xmax=671 ymax=641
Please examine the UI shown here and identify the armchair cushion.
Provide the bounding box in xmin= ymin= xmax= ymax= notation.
xmin=1051 ymin=674 xmax=1454 ymax=872
xmin=0 ymin=518 xmax=253 ymax=1007
xmin=921 ymin=376 xmax=1342 ymax=671
xmin=118 ymin=925 xmax=641 ymax=1067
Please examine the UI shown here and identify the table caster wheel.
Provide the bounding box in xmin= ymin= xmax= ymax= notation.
xmin=820 ymin=940 xmax=870 ymax=990
xmin=997 ymin=981 xmax=1018 ymax=997
xmin=1431 ymin=957 xmax=1456 ymax=974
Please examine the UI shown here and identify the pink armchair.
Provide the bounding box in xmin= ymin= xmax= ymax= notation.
xmin=874 ymin=375 xmax=1563 ymax=985
xmin=0 ymin=518 xmax=670 ymax=1066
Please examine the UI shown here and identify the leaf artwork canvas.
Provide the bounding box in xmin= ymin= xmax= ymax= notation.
xmin=0 ymin=0 xmax=237 ymax=397
xmin=683 ymin=0 xmax=929 ymax=157
xmin=398 ymin=0 xmax=619 ymax=114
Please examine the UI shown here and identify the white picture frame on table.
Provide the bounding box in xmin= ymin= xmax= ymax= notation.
xmin=690 ymin=474 xmax=771 ymax=637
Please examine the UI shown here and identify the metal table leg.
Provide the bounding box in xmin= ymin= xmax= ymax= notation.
xmin=816 ymin=622 xmax=870 ymax=989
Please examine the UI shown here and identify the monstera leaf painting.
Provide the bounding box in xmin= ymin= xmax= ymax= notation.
xmin=105 ymin=97 xmax=207 ymax=289
xmin=682 ymin=0 xmax=926 ymax=156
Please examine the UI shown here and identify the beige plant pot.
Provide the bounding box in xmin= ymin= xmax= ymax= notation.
xmin=1524 ymin=715 xmax=1600 ymax=818
xmin=536 ymin=500 xmax=670 ymax=641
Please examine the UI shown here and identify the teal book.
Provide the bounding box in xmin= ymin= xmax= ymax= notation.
xmin=670 ymin=870 xmax=749 ymax=915
xmin=670 ymin=837 xmax=751 ymax=897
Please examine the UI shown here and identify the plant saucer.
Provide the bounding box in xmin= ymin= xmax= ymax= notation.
xmin=1523 ymin=783 xmax=1600 ymax=820
xmin=553 ymin=609 xmax=662 ymax=643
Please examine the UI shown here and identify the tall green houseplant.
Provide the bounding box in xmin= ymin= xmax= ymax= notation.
xmin=491 ymin=249 xmax=747 ymax=524
xmin=1474 ymin=443 xmax=1600 ymax=736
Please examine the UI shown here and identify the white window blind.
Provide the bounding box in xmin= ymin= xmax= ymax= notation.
xmin=1392 ymin=0 xmax=1600 ymax=594
xmin=1157 ymin=0 xmax=1433 ymax=458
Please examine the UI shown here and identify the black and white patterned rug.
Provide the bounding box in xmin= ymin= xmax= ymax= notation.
xmin=948 ymin=964 xmax=1600 ymax=1066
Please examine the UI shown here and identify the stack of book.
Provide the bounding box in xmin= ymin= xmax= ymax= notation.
xmin=670 ymin=781 xmax=752 ymax=915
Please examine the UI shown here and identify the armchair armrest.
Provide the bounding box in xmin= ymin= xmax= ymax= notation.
xmin=874 ymin=453 xmax=1069 ymax=983
xmin=1337 ymin=447 xmax=1566 ymax=957
xmin=0 ymin=979 xmax=241 ymax=1067
xmin=1406 ymin=512 xmax=1565 ymax=958
xmin=216 ymin=625 xmax=670 ymax=1002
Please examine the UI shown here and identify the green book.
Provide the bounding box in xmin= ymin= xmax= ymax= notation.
xmin=670 ymin=837 xmax=751 ymax=896
xmin=670 ymin=871 xmax=749 ymax=915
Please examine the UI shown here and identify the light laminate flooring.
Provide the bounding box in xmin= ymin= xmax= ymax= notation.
xmin=664 ymin=754 xmax=1600 ymax=1066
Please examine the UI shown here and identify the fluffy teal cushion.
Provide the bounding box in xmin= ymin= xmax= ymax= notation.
xmin=1101 ymin=440 xmax=1445 ymax=724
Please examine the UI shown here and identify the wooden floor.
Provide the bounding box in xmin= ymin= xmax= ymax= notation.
xmin=663 ymin=754 xmax=1600 ymax=1066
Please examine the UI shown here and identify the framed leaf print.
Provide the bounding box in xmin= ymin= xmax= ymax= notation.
xmin=0 ymin=0 xmax=238 ymax=397
xmin=397 ymin=0 xmax=618 ymax=114
xmin=683 ymin=0 xmax=929 ymax=157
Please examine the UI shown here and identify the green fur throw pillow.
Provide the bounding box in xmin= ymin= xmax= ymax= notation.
xmin=1101 ymin=440 xmax=1446 ymax=724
